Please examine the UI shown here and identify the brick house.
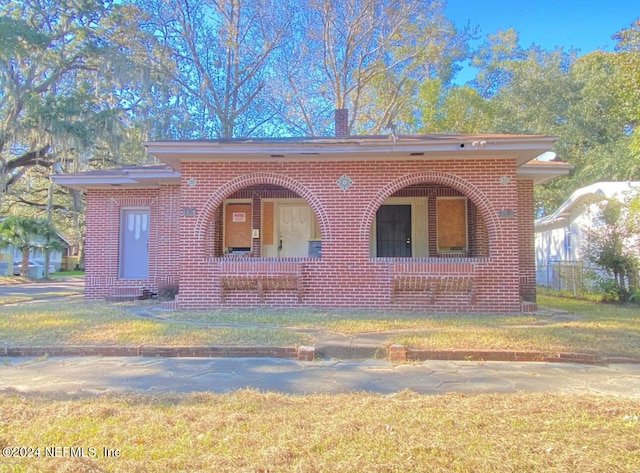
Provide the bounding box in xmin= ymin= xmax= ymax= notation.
xmin=53 ymin=122 xmax=571 ymax=312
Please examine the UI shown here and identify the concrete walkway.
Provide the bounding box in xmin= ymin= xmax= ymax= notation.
xmin=2 ymin=356 xmax=640 ymax=397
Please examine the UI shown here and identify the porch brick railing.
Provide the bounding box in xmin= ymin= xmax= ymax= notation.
xmin=384 ymin=258 xmax=484 ymax=304
xmin=213 ymin=258 xmax=307 ymax=302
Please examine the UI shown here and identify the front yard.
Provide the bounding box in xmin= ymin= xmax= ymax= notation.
xmin=2 ymin=293 xmax=640 ymax=472
xmin=1 ymin=293 xmax=639 ymax=358
xmin=2 ymin=390 xmax=639 ymax=472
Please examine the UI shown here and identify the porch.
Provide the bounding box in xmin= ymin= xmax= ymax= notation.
xmin=178 ymin=178 xmax=513 ymax=311
xmin=189 ymin=255 xmax=496 ymax=311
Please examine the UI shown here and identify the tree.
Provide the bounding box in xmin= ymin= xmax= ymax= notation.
xmin=474 ymin=43 xmax=639 ymax=215
xmin=0 ymin=215 xmax=66 ymax=278
xmin=470 ymin=28 xmax=526 ymax=98
xmin=0 ymin=0 xmax=170 ymax=205
xmin=275 ymin=0 xmax=472 ymax=136
xmin=416 ymin=80 xmax=495 ymax=133
xmin=612 ymin=18 xmax=640 ymax=159
xmin=38 ymin=219 xmax=67 ymax=278
xmin=138 ymin=0 xmax=295 ymax=139
xmin=0 ymin=215 xmax=39 ymax=276
xmin=628 ymin=193 xmax=640 ymax=234
xmin=584 ymin=199 xmax=639 ymax=302
xmin=0 ymin=0 xmax=173 ymax=259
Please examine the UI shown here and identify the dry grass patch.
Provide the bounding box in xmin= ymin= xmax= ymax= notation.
xmin=2 ymin=294 xmax=640 ymax=356
xmin=0 ymin=276 xmax=30 ymax=286
xmin=1 ymin=390 xmax=639 ymax=472
xmin=169 ymin=298 xmax=640 ymax=357
xmin=390 ymin=296 xmax=640 ymax=357
xmin=168 ymin=308 xmax=538 ymax=334
xmin=0 ymin=290 xmax=81 ymax=305
xmin=0 ymin=300 xmax=307 ymax=347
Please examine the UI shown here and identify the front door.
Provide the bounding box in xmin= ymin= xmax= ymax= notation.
xmin=376 ymin=205 xmax=412 ymax=257
xmin=120 ymin=208 xmax=149 ymax=278
xmin=278 ymin=204 xmax=310 ymax=257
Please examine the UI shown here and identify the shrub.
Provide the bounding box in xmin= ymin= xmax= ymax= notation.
xmin=594 ymin=277 xmax=622 ymax=303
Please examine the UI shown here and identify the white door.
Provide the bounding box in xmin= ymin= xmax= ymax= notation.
xmin=120 ymin=208 xmax=149 ymax=278
xmin=278 ymin=205 xmax=310 ymax=257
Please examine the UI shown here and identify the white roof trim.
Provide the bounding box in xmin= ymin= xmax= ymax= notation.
xmin=535 ymin=181 xmax=640 ymax=229
xmin=51 ymin=167 xmax=181 ymax=191
xmin=144 ymin=135 xmax=559 ymax=170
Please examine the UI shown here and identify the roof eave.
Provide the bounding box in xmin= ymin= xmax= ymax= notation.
xmin=51 ymin=170 xmax=181 ymax=191
xmin=144 ymin=135 xmax=559 ymax=170
xmin=517 ymin=161 xmax=573 ymax=185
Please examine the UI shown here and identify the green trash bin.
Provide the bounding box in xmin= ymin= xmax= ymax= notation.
xmin=27 ymin=266 xmax=45 ymax=279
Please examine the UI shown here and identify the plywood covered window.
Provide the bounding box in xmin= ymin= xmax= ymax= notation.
xmin=223 ymin=201 xmax=252 ymax=254
xmin=436 ymin=197 xmax=467 ymax=253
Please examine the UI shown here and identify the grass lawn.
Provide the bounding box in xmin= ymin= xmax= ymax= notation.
xmin=165 ymin=294 xmax=640 ymax=357
xmin=0 ymin=272 xmax=84 ymax=287
xmin=1 ymin=294 xmax=640 ymax=356
xmin=0 ymin=300 xmax=308 ymax=347
xmin=50 ymin=270 xmax=85 ymax=278
xmin=0 ymin=274 xmax=84 ymax=304
xmin=0 ymin=276 xmax=30 ymax=286
xmin=2 ymin=294 xmax=640 ymax=472
xmin=1 ymin=390 xmax=639 ymax=472
xmin=388 ymin=294 xmax=640 ymax=357
xmin=0 ymin=290 xmax=82 ymax=305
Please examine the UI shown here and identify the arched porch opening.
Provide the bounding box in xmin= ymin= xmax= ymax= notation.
xmin=195 ymin=173 xmax=329 ymax=259
xmin=211 ymin=184 xmax=324 ymax=258
xmin=360 ymin=172 xmax=504 ymax=308
xmin=367 ymin=182 xmax=490 ymax=259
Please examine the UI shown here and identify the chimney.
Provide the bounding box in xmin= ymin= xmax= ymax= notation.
xmin=335 ymin=108 xmax=349 ymax=137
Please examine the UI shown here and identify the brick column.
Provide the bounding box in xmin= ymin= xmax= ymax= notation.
xmin=517 ymin=179 xmax=536 ymax=302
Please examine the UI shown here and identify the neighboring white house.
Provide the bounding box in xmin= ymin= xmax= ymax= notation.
xmin=534 ymin=181 xmax=640 ymax=287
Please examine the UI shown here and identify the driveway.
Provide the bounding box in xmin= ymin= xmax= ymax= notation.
xmin=0 ymin=277 xmax=84 ymax=302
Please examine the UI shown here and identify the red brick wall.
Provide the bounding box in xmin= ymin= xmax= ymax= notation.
xmin=84 ymin=185 xmax=180 ymax=299
xmin=83 ymin=158 xmax=532 ymax=312
xmin=517 ymin=179 xmax=537 ymax=303
xmin=174 ymin=159 xmax=522 ymax=312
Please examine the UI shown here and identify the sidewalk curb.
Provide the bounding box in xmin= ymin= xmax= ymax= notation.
xmin=1 ymin=345 xmax=316 ymax=362
xmin=2 ymin=344 xmax=639 ymax=365
xmin=386 ymin=344 xmax=632 ymax=365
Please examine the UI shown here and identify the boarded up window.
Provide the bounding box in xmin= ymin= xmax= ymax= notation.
xmin=224 ymin=203 xmax=252 ymax=249
xmin=437 ymin=198 xmax=467 ymax=252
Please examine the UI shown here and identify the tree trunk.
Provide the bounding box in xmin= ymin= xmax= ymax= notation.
xmin=44 ymin=249 xmax=51 ymax=279
xmin=21 ymin=248 xmax=29 ymax=277
xmin=614 ymin=269 xmax=628 ymax=302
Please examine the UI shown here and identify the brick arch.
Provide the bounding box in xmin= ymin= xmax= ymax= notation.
xmin=194 ymin=172 xmax=331 ymax=254
xmin=359 ymin=171 xmax=502 ymax=255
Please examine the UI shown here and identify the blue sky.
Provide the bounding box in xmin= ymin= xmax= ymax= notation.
xmin=445 ymin=0 xmax=639 ymax=82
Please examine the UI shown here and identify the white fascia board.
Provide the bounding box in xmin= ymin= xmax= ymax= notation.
xmin=52 ymin=176 xmax=137 ymax=186
xmin=51 ymin=170 xmax=181 ymax=191
xmin=517 ymin=162 xmax=573 ymax=185
xmin=144 ymin=136 xmax=558 ymax=168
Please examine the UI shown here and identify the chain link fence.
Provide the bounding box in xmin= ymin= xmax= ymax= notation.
xmin=536 ymin=260 xmax=605 ymax=296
